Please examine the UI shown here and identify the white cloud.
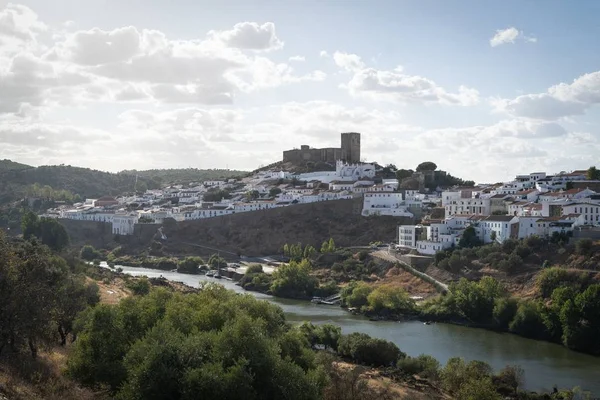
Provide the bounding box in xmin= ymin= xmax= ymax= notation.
xmin=333 ymin=52 xmax=478 ymax=106
xmin=288 ymin=55 xmax=305 ymax=62
xmin=494 ymin=71 xmax=600 ymax=120
xmin=319 ymin=50 xmax=329 ymax=58
xmin=333 ymin=51 xmax=365 ymax=72
xmin=490 ymin=27 xmax=520 ymax=47
xmin=208 ymin=22 xmax=283 ymax=51
xmin=489 ymin=27 xmax=537 ymax=47
xmin=0 ymin=3 xmax=46 ymax=41
xmin=0 ymin=8 xmax=325 ymax=113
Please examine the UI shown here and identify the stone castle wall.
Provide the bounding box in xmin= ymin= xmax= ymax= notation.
xmin=283 ymin=132 xmax=361 ymax=164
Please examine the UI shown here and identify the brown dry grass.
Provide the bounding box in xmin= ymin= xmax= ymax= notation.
xmin=377 ymin=267 xmax=438 ymax=298
xmin=331 ymin=361 xmax=449 ymax=400
xmin=0 ymin=347 xmax=109 ymax=400
xmin=87 ymin=275 xmax=131 ymax=305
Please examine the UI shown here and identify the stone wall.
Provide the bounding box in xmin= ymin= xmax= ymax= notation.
xmin=283 ymin=147 xmax=342 ymax=163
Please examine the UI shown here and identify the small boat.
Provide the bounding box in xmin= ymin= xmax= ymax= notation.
xmin=423 ymin=321 xmax=431 ymax=325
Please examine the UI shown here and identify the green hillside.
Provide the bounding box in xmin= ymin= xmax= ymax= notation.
xmin=0 ymin=159 xmax=33 ymax=172
xmin=0 ymin=163 xmax=160 ymax=206
xmin=120 ymin=168 xmax=248 ymax=185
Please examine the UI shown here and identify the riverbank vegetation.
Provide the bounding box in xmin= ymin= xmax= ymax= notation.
xmin=1 ymin=224 xmax=595 ymax=399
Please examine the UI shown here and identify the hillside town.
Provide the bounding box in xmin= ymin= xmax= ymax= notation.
xmin=37 ymin=133 xmax=600 ymax=256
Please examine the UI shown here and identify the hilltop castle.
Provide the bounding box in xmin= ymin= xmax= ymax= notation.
xmin=283 ymin=132 xmax=361 ymax=164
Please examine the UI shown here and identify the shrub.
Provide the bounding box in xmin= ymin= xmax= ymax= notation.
xmin=246 ymin=264 xmax=263 ymax=274
xmin=509 ymin=300 xmax=545 ymax=339
xmin=341 ymin=281 xmax=373 ymax=309
xmin=127 ymin=277 xmax=151 ymax=296
xmin=80 ymin=245 xmax=101 ymax=261
xmin=366 ymin=285 xmax=416 ymax=315
xmin=337 ymin=332 xmax=405 ymax=367
xmin=397 ymin=354 xmax=440 ymax=380
xmin=575 ymin=238 xmax=593 ymax=256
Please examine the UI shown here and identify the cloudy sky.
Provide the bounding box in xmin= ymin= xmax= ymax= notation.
xmin=1 ymin=0 xmax=599 ymax=182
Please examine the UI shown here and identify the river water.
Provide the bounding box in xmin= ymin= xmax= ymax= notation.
xmin=111 ymin=265 xmax=600 ymax=394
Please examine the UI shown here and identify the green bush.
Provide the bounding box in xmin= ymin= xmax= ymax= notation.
xmin=127 ymin=277 xmax=151 ymax=296
xmin=80 ymin=245 xmax=101 ymax=261
xmin=397 ymin=354 xmax=440 ymax=380
xmin=67 ymin=286 xmax=325 ymax=398
xmin=337 ymin=332 xmax=405 ymax=367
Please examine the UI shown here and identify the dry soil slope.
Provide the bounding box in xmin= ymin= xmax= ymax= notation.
xmin=161 ymin=198 xmax=412 ymax=257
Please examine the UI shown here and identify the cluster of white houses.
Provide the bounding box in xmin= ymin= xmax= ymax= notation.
xmin=399 ymin=170 xmax=600 ymax=255
xmin=49 ymin=161 xmax=389 ymax=235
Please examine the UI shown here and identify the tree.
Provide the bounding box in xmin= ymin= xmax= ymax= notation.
xmin=495 ymin=365 xmax=525 ymax=395
xmin=68 ymin=286 xmax=326 ymax=398
xmin=177 ymin=256 xmax=204 ymax=274
xmin=337 ymin=332 xmax=405 ymax=367
xmin=416 ymin=161 xmax=437 ymax=172
xmin=321 ymin=238 xmax=336 ymax=253
xmin=509 ymin=300 xmax=545 ymax=339
xmin=341 ymin=281 xmax=373 ymax=310
xmin=0 ymin=235 xmax=70 ymax=358
xmin=366 ymin=285 xmax=416 ymax=315
xmin=270 ymin=259 xmax=317 ymax=299
xmin=21 ymin=212 xmax=69 ymax=252
xmin=458 ymin=226 xmax=482 ymax=248
xmin=269 ymin=187 xmax=282 ymax=197
xmin=208 ymin=254 xmax=227 ymax=272
xmin=586 ymin=166 xmax=600 ymax=180
xmin=80 ymin=245 xmax=101 ymax=261
xmin=395 ymin=169 xmax=414 ymax=181
xmin=245 ymin=190 xmax=260 ymax=201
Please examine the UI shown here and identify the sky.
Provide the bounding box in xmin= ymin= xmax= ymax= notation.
xmin=1 ymin=0 xmax=599 ymax=183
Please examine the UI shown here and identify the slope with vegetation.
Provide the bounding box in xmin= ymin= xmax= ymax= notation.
xmin=0 ymin=162 xmax=160 ymax=207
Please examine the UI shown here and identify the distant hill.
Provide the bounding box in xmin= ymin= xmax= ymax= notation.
xmin=0 ymin=159 xmax=33 ymax=172
xmin=0 ymin=163 xmax=160 ymax=206
xmin=120 ymin=168 xmax=248 ymax=185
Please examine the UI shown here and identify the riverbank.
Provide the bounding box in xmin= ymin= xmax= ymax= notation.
xmin=106 ymin=264 xmax=600 ymax=394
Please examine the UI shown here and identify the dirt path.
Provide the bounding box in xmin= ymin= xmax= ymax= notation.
xmin=372 ymin=250 xmax=449 ymax=293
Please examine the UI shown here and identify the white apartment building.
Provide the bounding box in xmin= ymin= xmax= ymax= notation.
xmin=561 ymin=202 xmax=600 ymax=225
xmin=445 ymin=197 xmax=491 ymax=216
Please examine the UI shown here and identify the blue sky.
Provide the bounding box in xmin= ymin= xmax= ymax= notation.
xmin=1 ymin=0 xmax=599 ymax=182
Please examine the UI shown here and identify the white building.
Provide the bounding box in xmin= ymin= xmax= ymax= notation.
xmin=445 ymin=197 xmax=491 ymax=217
xmin=112 ymin=214 xmax=138 ymax=235
xmin=362 ymin=192 xmax=414 ymax=217
xmin=561 ymin=202 xmax=600 ymax=226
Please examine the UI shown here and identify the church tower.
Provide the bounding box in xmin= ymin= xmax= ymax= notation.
xmin=340 ymin=132 xmax=361 ymax=163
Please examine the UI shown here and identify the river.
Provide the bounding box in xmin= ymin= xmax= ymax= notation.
xmin=110 ymin=265 xmax=600 ymax=394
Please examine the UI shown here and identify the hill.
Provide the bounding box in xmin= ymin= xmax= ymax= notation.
xmin=61 ymin=198 xmax=412 ymax=257
xmin=0 ymin=159 xmax=32 ymax=172
xmin=0 ymin=163 xmax=160 ymax=206
xmin=120 ymin=168 xmax=248 ymax=185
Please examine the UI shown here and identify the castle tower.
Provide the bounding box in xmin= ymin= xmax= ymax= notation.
xmin=340 ymin=132 xmax=361 ymax=163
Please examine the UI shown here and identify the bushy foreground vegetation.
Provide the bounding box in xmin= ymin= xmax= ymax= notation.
xmin=0 ymin=231 xmax=99 ymax=357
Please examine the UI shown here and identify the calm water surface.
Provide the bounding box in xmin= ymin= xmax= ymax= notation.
xmin=111 ymin=265 xmax=600 ymax=394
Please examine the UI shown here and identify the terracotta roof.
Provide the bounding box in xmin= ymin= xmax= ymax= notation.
xmin=491 ymin=194 xmax=511 ymax=199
